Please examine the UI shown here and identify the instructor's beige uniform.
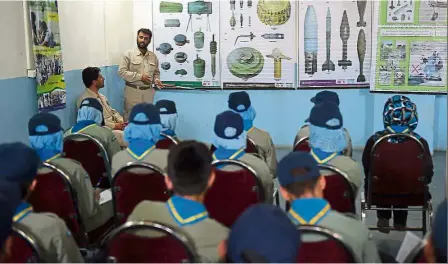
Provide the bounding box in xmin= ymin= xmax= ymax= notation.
xmin=118 ymin=48 xmax=161 ymax=119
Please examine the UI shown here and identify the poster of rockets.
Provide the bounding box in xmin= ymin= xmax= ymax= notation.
xmin=152 ymin=0 xmax=221 ymax=88
xmin=220 ymin=0 xmax=297 ymax=89
xmin=297 ymin=0 xmax=372 ymax=88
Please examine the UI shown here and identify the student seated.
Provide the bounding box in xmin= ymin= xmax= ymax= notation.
xmin=307 ymin=102 xmax=362 ymax=195
xmin=220 ymin=204 xmax=301 ymax=263
xmin=66 ymin=98 xmax=121 ymax=162
xmin=0 ymin=181 xmax=21 ymax=261
xmin=29 ymin=113 xmax=113 ymax=232
xmin=0 ymin=143 xmax=83 ymax=262
xmin=111 ymin=103 xmax=169 ymax=176
xmin=278 ymin=151 xmax=380 ymax=263
xmin=295 ymin=91 xmax=353 ymax=156
xmin=228 ymin=91 xmax=277 ymax=176
xmin=424 ymin=199 xmax=446 ymax=263
xmin=212 ymin=111 xmax=274 ymax=203
xmin=362 ymin=95 xmax=433 ymax=232
xmin=128 ymin=141 xmax=228 ymax=262
xmin=155 ymin=99 xmax=180 ymax=141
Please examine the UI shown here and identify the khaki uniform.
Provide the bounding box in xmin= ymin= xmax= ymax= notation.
xmin=295 ymin=125 xmax=353 ymax=157
xmin=128 ymin=200 xmax=228 ymax=262
xmin=118 ymin=48 xmax=161 ymax=119
xmin=111 ymin=148 xmax=169 ymax=177
xmin=247 ymin=127 xmax=277 ymax=177
xmin=76 ymin=88 xmax=126 ymax=147
xmin=16 ymin=211 xmax=83 ymax=262
xmin=41 ymin=157 xmax=113 ymax=232
xmin=64 ymin=124 xmax=122 ymax=163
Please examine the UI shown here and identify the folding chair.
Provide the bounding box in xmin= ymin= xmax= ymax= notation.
xmin=293 ymin=136 xmax=311 ymax=152
xmin=361 ymin=133 xmax=433 ymax=235
xmin=63 ymin=133 xmax=111 ymax=189
xmin=403 ymin=238 xmax=428 ymax=263
xmin=99 ymin=221 xmax=198 ymax=263
xmin=204 ymin=159 xmax=265 ymax=227
xmin=297 ymin=225 xmax=357 ymax=263
xmin=0 ymin=223 xmax=42 ymax=263
xmin=156 ymin=132 xmax=179 ymax=149
xmin=112 ymin=162 xmax=170 ymax=225
xmin=318 ymin=164 xmax=356 ymax=214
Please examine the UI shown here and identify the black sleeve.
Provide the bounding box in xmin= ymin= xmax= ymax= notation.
xmin=362 ymin=136 xmax=375 ymax=178
xmin=419 ymin=138 xmax=434 ymax=184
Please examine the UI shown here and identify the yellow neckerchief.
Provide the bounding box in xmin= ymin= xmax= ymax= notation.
xmin=386 ymin=126 xmax=410 ymax=134
xmin=167 ymin=198 xmax=208 ymax=225
xmin=46 ymin=153 xmax=61 ymax=162
xmin=310 ymin=149 xmax=338 ymax=164
xmin=70 ymin=123 xmax=97 ymax=134
xmin=289 ymin=203 xmax=331 ymax=225
xmin=247 ymin=126 xmax=255 ymax=133
xmin=126 ymin=145 xmax=156 ymax=160
xmin=13 ymin=204 xmax=33 ymax=222
xmin=212 ymin=147 xmax=245 ymax=161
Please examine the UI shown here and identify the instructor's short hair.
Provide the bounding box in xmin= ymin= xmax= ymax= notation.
xmin=167 ymin=141 xmax=212 ymax=196
xmin=137 ymin=28 xmax=152 ymax=39
xmin=82 ymin=67 xmax=101 ymax=87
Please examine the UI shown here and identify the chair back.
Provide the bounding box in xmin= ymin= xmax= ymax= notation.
xmin=27 ymin=162 xmax=86 ymax=246
xmin=297 ymin=225 xmax=356 ymax=263
xmin=63 ymin=133 xmax=111 ymax=189
xmin=100 ymin=221 xmax=198 ymax=263
xmin=367 ymin=133 xmax=426 ymax=206
xmin=112 ymin=162 xmax=170 ymax=225
xmin=0 ymin=224 xmax=41 ymax=263
xmin=204 ymin=159 xmax=265 ymax=227
xmin=318 ymin=164 xmax=356 ymax=214
xmin=294 ymin=137 xmax=311 ymax=152
xmin=156 ymin=133 xmax=179 ymax=149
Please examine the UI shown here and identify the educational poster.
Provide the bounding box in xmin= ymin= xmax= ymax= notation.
xmin=152 ymin=0 xmax=221 ymax=88
xmin=297 ymin=0 xmax=372 ymax=88
xmin=371 ymin=0 xmax=447 ymax=93
xmin=29 ymin=0 xmax=66 ymax=112
xmin=220 ymin=0 xmax=297 ymax=89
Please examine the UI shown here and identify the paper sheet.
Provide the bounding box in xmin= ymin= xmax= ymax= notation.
xmin=396 ymin=231 xmax=423 ymax=263
xmin=99 ymin=189 xmax=112 ymax=205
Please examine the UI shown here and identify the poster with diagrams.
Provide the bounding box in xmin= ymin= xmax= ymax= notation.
xmin=297 ymin=0 xmax=372 ymax=88
xmin=152 ymin=0 xmax=221 ymax=88
xmin=371 ymin=0 xmax=447 ymax=93
xmin=220 ymin=0 xmax=297 ymax=89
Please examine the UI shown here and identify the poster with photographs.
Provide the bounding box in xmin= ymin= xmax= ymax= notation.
xmin=29 ymin=0 xmax=66 ymax=112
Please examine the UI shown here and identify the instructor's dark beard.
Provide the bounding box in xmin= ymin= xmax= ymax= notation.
xmin=137 ymin=39 xmax=149 ymax=49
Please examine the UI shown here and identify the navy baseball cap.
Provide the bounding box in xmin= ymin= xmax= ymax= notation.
xmin=228 ymin=91 xmax=251 ymax=112
xmin=28 ymin=113 xmax=63 ymax=136
xmin=0 ymin=181 xmax=21 ymax=249
xmin=156 ymin=100 xmax=177 ymax=114
xmin=79 ymin=98 xmax=104 ymax=113
xmin=227 ymin=204 xmax=301 ymax=263
xmin=0 ymin=142 xmax=40 ymax=183
xmin=278 ymin=151 xmax=321 ymax=186
xmin=310 ymin=91 xmax=340 ymax=106
xmin=306 ymin=102 xmax=343 ymax=130
xmin=214 ymin=111 xmax=244 ymax=140
xmin=129 ymin=103 xmax=161 ymax=125
xmin=432 ymin=199 xmax=447 ymax=262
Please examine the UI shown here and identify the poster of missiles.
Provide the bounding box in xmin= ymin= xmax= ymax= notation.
xmin=220 ymin=0 xmax=297 ymax=89
xmin=297 ymin=0 xmax=372 ymax=89
xmin=371 ymin=0 xmax=448 ymax=93
xmin=152 ymin=0 xmax=221 ymax=88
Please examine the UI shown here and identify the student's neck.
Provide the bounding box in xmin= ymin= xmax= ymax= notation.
xmin=180 ymin=193 xmax=206 ymax=203
xmin=297 ymin=191 xmax=323 ymax=199
xmin=139 ymin=48 xmax=147 ymax=55
xmin=88 ymin=86 xmax=99 ymax=94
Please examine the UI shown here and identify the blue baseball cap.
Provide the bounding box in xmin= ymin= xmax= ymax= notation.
xmin=156 ymin=100 xmax=177 ymax=114
xmin=278 ymin=151 xmax=321 ymax=186
xmin=214 ymin=111 xmax=244 ymax=140
xmin=432 ymin=199 xmax=447 ymax=262
xmin=28 ymin=113 xmax=63 ymax=136
xmin=227 ymin=204 xmax=301 ymax=263
xmin=306 ymin=102 xmax=343 ymax=130
xmin=0 ymin=143 xmax=40 ymax=183
xmin=0 ymin=181 xmax=21 ymax=249
xmin=228 ymin=91 xmax=251 ymax=112
xmin=129 ymin=103 xmax=161 ymax=125
xmin=310 ymin=91 xmax=340 ymax=106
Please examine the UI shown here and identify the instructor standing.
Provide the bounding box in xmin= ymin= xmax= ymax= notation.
xmin=118 ymin=28 xmax=164 ymax=120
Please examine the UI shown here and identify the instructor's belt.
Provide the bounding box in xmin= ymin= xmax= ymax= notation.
xmin=126 ymin=82 xmax=151 ymax=90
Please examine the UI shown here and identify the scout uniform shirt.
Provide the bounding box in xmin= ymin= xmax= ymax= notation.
xmin=41 ymin=153 xmax=113 ymax=232
xmin=118 ymin=48 xmax=160 ymax=87
xmin=288 ymin=198 xmax=381 ymax=263
xmin=247 ymin=126 xmax=278 ymax=177
xmin=295 ymin=125 xmax=353 ymax=157
xmin=13 ymin=202 xmax=84 ymax=263
xmin=128 ymin=196 xmax=228 ymax=262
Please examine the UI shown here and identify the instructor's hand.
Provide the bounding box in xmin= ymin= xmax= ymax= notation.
xmin=114 ymin=122 xmax=126 ymax=130
xmin=154 ymin=79 xmax=164 ymax=89
xmin=141 ymin=74 xmax=151 ymax=85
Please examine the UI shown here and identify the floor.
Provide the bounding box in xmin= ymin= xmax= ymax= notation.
xmin=274 ymin=148 xmax=447 ymax=259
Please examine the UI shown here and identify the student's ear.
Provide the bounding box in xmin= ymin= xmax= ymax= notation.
xmin=29 ymin=179 xmax=38 ymax=193
xmin=279 ymin=186 xmax=292 ymax=201
xmin=207 ymin=170 xmax=216 ymax=188
xmin=218 ymin=239 xmax=227 ymax=260
xmin=164 ymin=175 xmax=173 ymax=190
xmin=318 ymin=175 xmax=326 ymax=191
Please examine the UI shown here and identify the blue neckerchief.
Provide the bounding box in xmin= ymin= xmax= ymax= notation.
xmin=13 ymin=202 xmax=33 ymax=222
xmin=166 ymin=195 xmax=208 ymax=227
xmin=36 ymin=149 xmax=61 ymax=162
xmin=243 ymin=120 xmax=253 ymax=131
xmin=162 ymin=129 xmax=176 ymax=137
xmin=288 ymin=198 xmax=331 ymax=225
xmin=127 ymin=139 xmax=156 ymax=160
xmin=71 ymin=120 xmax=97 ymax=133
xmin=310 ymin=148 xmax=340 ymax=164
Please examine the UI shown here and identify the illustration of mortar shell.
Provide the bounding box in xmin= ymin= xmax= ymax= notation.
xmin=230 ymin=12 xmax=236 ymax=29
xmin=338 ymin=10 xmax=352 ymax=70
xmin=210 ymin=34 xmax=217 ymax=77
xmin=257 ymin=0 xmax=291 ymax=26
xmin=240 ymin=0 xmax=243 ymax=9
xmin=160 ymin=1 xmax=183 ymax=13
xmin=261 ymin=33 xmax=284 ymax=39
xmin=266 ymin=48 xmax=291 ymax=80
xmin=194 ymin=29 xmax=205 ymax=49
xmin=357 ymin=29 xmax=366 ymax=82
xmin=304 ymin=5 xmax=318 ymax=75
xmin=240 ymin=13 xmax=243 ymax=28
xmin=322 ymin=8 xmax=335 ymax=72
xmin=230 ymin=0 xmax=235 ymax=10
xmin=357 ymin=0 xmax=367 ymax=27
xmin=193 ymin=54 xmax=206 ymax=79
xmin=164 ymin=19 xmax=181 ymax=27
xmin=227 ymin=47 xmax=264 ymax=80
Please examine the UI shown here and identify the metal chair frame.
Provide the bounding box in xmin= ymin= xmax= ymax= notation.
xmin=159 ymin=132 xmax=180 ymax=145
xmin=11 ymin=223 xmax=43 ymax=262
xmin=246 ymin=137 xmax=265 ymax=160
xmin=293 ymin=136 xmax=310 ymax=152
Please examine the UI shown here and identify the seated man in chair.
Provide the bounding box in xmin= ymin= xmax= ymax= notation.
xmin=128 ymin=141 xmax=228 ymax=262
xmin=278 ymin=151 xmax=380 ymax=263
xmin=155 ymin=99 xmax=180 ymax=142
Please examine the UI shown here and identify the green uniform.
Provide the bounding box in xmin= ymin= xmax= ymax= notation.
xmin=111 ymin=147 xmax=169 ymax=177
xmin=247 ymin=126 xmax=277 ymax=177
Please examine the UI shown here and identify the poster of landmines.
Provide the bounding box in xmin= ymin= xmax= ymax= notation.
xmin=371 ymin=0 xmax=447 ymax=93
xmin=152 ymin=0 xmax=221 ymax=88
xmin=298 ymin=0 xmax=373 ymax=88
xmin=220 ymin=0 xmax=296 ymax=89
xmin=29 ymin=0 xmax=66 ymax=111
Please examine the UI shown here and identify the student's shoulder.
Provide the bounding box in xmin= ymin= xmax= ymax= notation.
xmin=133 ymin=200 xmax=166 ymax=212
xmin=51 ymin=157 xmax=84 ymax=172
xmin=26 ymin=212 xmax=66 ymax=231
xmin=203 ymin=218 xmax=229 ymax=234
xmin=326 ymin=210 xmax=370 ymax=234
